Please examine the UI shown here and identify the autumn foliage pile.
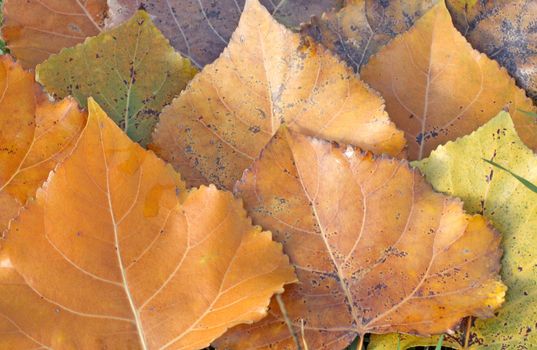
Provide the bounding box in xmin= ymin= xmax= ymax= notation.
xmin=0 ymin=0 xmax=536 ymax=349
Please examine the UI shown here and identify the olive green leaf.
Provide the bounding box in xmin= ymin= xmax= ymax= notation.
xmin=370 ymin=111 xmax=537 ymax=349
xmin=36 ymin=10 xmax=197 ymax=146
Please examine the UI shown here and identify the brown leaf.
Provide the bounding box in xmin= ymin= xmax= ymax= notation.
xmin=0 ymin=56 xmax=86 ymax=233
xmin=107 ymin=0 xmax=342 ymax=68
xmin=215 ymin=128 xmax=506 ymax=349
xmin=447 ymin=0 xmax=537 ymax=104
xmin=151 ymin=0 xmax=405 ymax=190
xmin=0 ymin=99 xmax=296 ymax=349
xmin=303 ymin=0 xmax=438 ymax=72
xmin=360 ymin=1 xmax=537 ymax=160
xmin=2 ymin=0 xmax=107 ymax=68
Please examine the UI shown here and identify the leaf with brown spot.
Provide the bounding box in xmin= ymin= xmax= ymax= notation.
xmin=302 ymin=0 xmax=438 ymax=72
xmin=151 ymin=0 xmax=405 ymax=190
xmin=447 ymin=0 xmax=537 ymax=104
xmin=36 ymin=11 xmax=197 ymax=146
xmin=2 ymin=0 xmax=107 ymax=68
xmin=214 ymin=127 xmax=505 ymax=350
xmin=106 ymin=0 xmax=343 ymax=68
xmin=360 ymin=1 xmax=537 ymax=160
xmin=0 ymin=99 xmax=296 ymax=349
xmin=0 ymin=56 xmax=86 ymax=233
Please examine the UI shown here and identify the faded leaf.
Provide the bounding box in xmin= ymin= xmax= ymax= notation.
xmin=0 ymin=56 xmax=85 ymax=233
xmin=36 ymin=11 xmax=197 ymax=146
xmin=360 ymin=1 xmax=537 ymax=160
xmin=0 ymin=99 xmax=296 ymax=349
xmin=151 ymin=0 xmax=405 ymax=190
xmin=107 ymin=0 xmax=343 ymax=68
xmin=447 ymin=0 xmax=537 ymax=104
xmin=371 ymin=112 xmax=537 ymax=349
xmin=2 ymin=0 xmax=107 ymax=68
xmin=216 ymin=127 xmax=505 ymax=350
xmin=303 ymin=0 xmax=437 ymax=72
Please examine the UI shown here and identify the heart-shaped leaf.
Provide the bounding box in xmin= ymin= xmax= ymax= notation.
xmin=36 ymin=11 xmax=197 ymax=146
xmin=0 ymin=99 xmax=296 ymax=349
xmin=216 ymin=127 xmax=505 ymax=349
xmin=151 ymin=0 xmax=405 ymax=190
xmin=360 ymin=1 xmax=537 ymax=160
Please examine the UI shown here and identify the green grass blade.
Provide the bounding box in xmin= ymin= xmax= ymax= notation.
xmin=435 ymin=334 xmax=444 ymax=350
xmin=518 ymin=109 xmax=537 ymax=119
xmin=483 ymin=159 xmax=537 ymax=193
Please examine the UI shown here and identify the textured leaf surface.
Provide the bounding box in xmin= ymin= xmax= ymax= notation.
xmin=447 ymin=0 xmax=537 ymax=104
xmin=360 ymin=2 xmax=537 ymax=160
xmin=0 ymin=56 xmax=85 ymax=233
xmin=107 ymin=0 xmax=343 ymax=68
xmin=0 ymin=99 xmax=296 ymax=349
xmin=2 ymin=0 xmax=107 ymax=68
xmin=36 ymin=11 xmax=197 ymax=146
xmin=303 ymin=0 xmax=437 ymax=72
xmin=371 ymin=112 xmax=537 ymax=349
xmin=152 ymin=0 xmax=405 ymax=190
xmin=215 ymin=128 xmax=505 ymax=350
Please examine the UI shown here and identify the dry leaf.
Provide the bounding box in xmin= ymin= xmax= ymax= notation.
xmin=360 ymin=1 xmax=537 ymax=160
xmin=215 ymin=127 xmax=505 ymax=349
xmin=107 ymin=0 xmax=343 ymax=68
xmin=2 ymin=0 xmax=107 ymax=68
xmin=371 ymin=112 xmax=537 ymax=349
xmin=0 ymin=99 xmax=296 ymax=349
xmin=151 ymin=0 xmax=405 ymax=190
xmin=303 ymin=0 xmax=438 ymax=72
xmin=447 ymin=0 xmax=537 ymax=104
xmin=0 ymin=56 xmax=85 ymax=233
xmin=36 ymin=10 xmax=197 ymax=146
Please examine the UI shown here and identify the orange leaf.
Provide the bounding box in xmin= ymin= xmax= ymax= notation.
xmin=360 ymin=1 xmax=537 ymax=160
xmin=2 ymin=0 xmax=107 ymax=68
xmin=151 ymin=0 xmax=405 ymax=190
xmin=216 ymin=128 xmax=505 ymax=349
xmin=0 ymin=99 xmax=296 ymax=349
xmin=0 ymin=56 xmax=86 ymax=233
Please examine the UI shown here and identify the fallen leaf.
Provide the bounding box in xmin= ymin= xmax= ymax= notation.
xmin=151 ymin=0 xmax=405 ymax=190
xmin=370 ymin=112 xmax=537 ymax=349
xmin=36 ymin=10 xmax=197 ymax=146
xmin=0 ymin=56 xmax=86 ymax=233
xmin=0 ymin=98 xmax=296 ymax=349
xmin=215 ymin=127 xmax=505 ymax=349
xmin=2 ymin=0 xmax=107 ymax=68
xmin=360 ymin=1 xmax=537 ymax=160
xmin=106 ymin=0 xmax=343 ymax=68
xmin=302 ymin=0 xmax=437 ymax=72
xmin=447 ymin=0 xmax=537 ymax=104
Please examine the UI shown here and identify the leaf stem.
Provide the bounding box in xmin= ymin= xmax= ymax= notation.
xmin=276 ymin=294 xmax=303 ymax=350
xmin=356 ymin=334 xmax=365 ymax=350
xmin=463 ymin=316 xmax=472 ymax=349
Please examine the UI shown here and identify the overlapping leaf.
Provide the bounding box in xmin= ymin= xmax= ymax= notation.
xmin=303 ymin=0 xmax=437 ymax=72
xmin=107 ymin=0 xmax=343 ymax=68
xmin=36 ymin=11 xmax=197 ymax=146
xmin=2 ymin=0 xmax=107 ymax=68
xmin=371 ymin=112 xmax=537 ymax=349
xmin=0 ymin=56 xmax=86 ymax=233
xmin=215 ymin=127 xmax=505 ymax=350
xmin=152 ymin=0 xmax=405 ymax=190
xmin=447 ymin=0 xmax=537 ymax=104
xmin=0 ymin=99 xmax=296 ymax=349
xmin=360 ymin=1 xmax=537 ymax=160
